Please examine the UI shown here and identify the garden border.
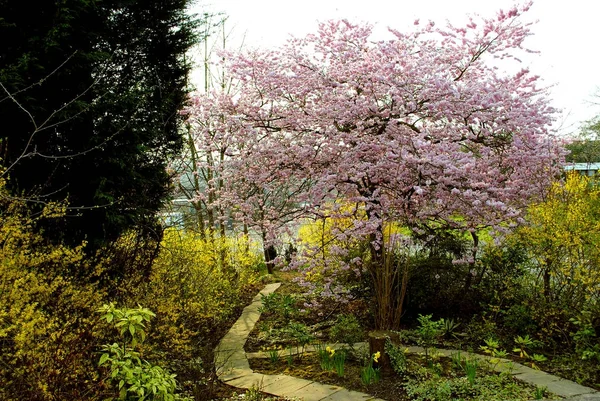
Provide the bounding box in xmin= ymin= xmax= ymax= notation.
xmin=215 ymin=283 xmax=600 ymax=401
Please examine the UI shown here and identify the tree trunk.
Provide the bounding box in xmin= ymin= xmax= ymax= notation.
xmin=368 ymin=331 xmax=400 ymax=374
xmin=262 ymin=231 xmax=277 ymax=274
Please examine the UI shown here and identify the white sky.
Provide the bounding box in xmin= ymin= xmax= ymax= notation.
xmin=191 ymin=0 xmax=600 ymax=137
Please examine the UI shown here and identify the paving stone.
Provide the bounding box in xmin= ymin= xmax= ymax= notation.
xmin=245 ymin=351 xmax=267 ymax=359
xmin=487 ymin=360 xmax=536 ymax=375
xmin=215 ymin=348 xmax=246 ymax=361
xmin=261 ymin=282 xmax=282 ymax=293
xmin=244 ymin=306 xmax=262 ymax=315
xmin=514 ymin=370 xmax=561 ymax=387
xmin=225 ymin=373 xmax=271 ymax=390
xmin=229 ymin=315 xmax=261 ymax=333
xmin=217 ymin=366 xmax=253 ymax=382
xmin=227 ymin=324 xmax=254 ymax=336
xmin=243 ymin=311 xmax=260 ymax=321
xmin=214 ymin=350 xmax=249 ymax=372
xmin=226 ymin=372 xmax=307 ymax=393
xmin=231 ymin=314 xmax=261 ymax=327
xmin=543 ymin=379 xmax=597 ymax=398
xmin=251 ymin=293 xmax=266 ymax=302
xmin=216 ymin=343 xmax=247 ymax=354
xmin=563 ymin=393 xmax=600 ymax=401
xmin=404 ymin=346 xmax=425 ymax=354
xmin=215 ymin=336 xmax=244 ymax=346
xmin=260 ymin=375 xmax=313 ymax=396
xmin=252 ymin=283 xmax=281 ymax=302
xmin=320 ymin=388 xmax=384 ymax=401
xmin=220 ymin=329 xmax=248 ymax=340
xmin=281 ymin=381 xmax=344 ymax=401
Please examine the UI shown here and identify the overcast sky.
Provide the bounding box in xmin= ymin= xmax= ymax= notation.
xmin=191 ymin=0 xmax=600 ymax=137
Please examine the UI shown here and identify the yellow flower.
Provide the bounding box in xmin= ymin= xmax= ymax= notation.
xmin=373 ymin=351 xmax=381 ymax=363
xmin=326 ymin=346 xmax=335 ymax=356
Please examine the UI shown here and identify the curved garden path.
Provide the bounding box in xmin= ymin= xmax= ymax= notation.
xmin=215 ymin=283 xmax=600 ymax=401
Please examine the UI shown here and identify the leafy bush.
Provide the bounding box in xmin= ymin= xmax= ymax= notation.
xmin=404 ymin=373 xmax=537 ymax=401
xmin=329 ymin=314 xmax=364 ymax=346
xmin=519 ymin=173 xmax=600 ymax=306
xmin=403 ymin=229 xmax=475 ymax=317
xmin=136 ymin=228 xmax=261 ymax=357
xmin=0 ymin=178 xmax=109 ymax=400
xmin=284 ymin=322 xmax=314 ymax=354
xmin=416 ymin=314 xmax=444 ymax=360
xmin=259 ymin=293 xmax=298 ymax=319
xmin=0 ymin=174 xmax=260 ymax=400
xmin=385 ymin=339 xmax=407 ymax=375
xmin=97 ymin=303 xmax=191 ymax=401
xmin=570 ymin=311 xmax=600 ymax=362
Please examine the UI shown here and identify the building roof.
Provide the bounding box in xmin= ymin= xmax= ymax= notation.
xmin=564 ymin=163 xmax=600 ymax=171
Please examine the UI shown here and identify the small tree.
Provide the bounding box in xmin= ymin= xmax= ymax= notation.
xmin=202 ymin=5 xmax=564 ymax=328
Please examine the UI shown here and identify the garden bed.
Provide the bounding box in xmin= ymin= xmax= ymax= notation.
xmin=248 ymin=347 xmax=550 ymax=401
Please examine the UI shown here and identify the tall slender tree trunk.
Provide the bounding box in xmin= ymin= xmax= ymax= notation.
xmin=262 ymin=230 xmax=277 ymax=275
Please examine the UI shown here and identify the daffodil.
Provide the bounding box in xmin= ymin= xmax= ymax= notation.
xmin=373 ymin=351 xmax=381 ymax=363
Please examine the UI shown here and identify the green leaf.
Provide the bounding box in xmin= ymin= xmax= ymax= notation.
xmin=99 ymin=353 xmax=109 ymax=366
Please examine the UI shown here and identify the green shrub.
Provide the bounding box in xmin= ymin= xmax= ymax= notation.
xmin=135 ymin=228 xmax=261 ymax=357
xmin=404 ymin=372 xmax=539 ymax=401
xmin=259 ymin=293 xmax=298 ymax=319
xmin=385 ymin=339 xmax=407 ymax=375
xmin=97 ymin=304 xmax=191 ymax=401
xmin=284 ymin=322 xmax=314 ymax=356
xmin=329 ymin=314 xmax=363 ymax=346
xmin=416 ymin=314 xmax=444 ymax=361
xmin=570 ymin=311 xmax=600 ymax=362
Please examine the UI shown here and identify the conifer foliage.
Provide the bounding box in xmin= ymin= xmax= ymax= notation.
xmin=0 ymin=0 xmax=198 ymax=247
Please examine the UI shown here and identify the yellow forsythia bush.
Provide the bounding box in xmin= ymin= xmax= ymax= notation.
xmin=518 ymin=172 xmax=600 ymax=307
xmin=135 ymin=228 xmax=262 ymax=357
xmin=0 ymin=178 xmax=109 ymax=400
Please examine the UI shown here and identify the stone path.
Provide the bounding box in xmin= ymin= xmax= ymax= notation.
xmin=215 ymin=283 xmax=600 ymax=401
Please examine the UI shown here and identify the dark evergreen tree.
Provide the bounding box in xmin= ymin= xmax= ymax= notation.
xmin=0 ymin=0 xmax=198 ymax=247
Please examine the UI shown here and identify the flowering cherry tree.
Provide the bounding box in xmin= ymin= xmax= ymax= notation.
xmin=183 ymin=92 xmax=311 ymax=272
xmin=186 ymin=3 xmax=565 ymax=328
